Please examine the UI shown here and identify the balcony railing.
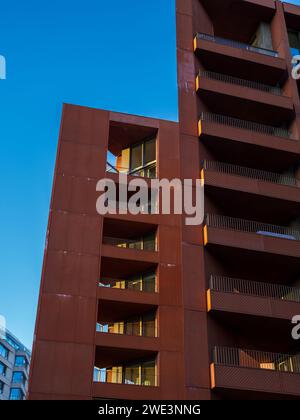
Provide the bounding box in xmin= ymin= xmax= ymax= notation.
xmin=196 ymin=33 xmax=279 ymax=58
xmin=200 ymin=112 xmax=291 ymax=138
xmin=198 ymin=70 xmax=283 ymax=96
xmin=106 ymin=162 xmax=157 ymax=179
xmin=210 ymin=275 xmax=300 ymax=303
xmin=213 ymin=347 xmax=300 ymax=374
xmin=205 ymin=214 xmax=300 ymax=241
xmin=203 ymin=160 xmax=297 ymax=187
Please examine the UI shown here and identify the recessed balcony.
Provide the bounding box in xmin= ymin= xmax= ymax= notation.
xmin=194 ymin=33 xmax=287 ymax=86
xmin=196 ymin=71 xmax=294 ymax=125
xmin=204 ymin=214 xmax=300 ymax=258
xmin=199 ymin=112 xmax=299 ymax=156
xmin=101 ymin=218 xmax=158 ymax=263
xmin=93 ymin=350 xmax=159 ymax=399
xmin=211 ymin=347 xmax=300 ymax=398
xmin=202 ymin=160 xmax=300 ymax=203
xmin=207 ymin=275 xmax=300 ymax=322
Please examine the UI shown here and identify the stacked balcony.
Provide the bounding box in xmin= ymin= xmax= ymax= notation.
xmin=94 ymin=121 xmax=161 ymax=400
xmin=195 ymin=1 xmax=300 ymax=400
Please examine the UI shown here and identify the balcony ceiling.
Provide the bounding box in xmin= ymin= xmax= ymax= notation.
xmin=95 ymin=346 xmax=157 ymax=368
xmin=100 ymin=256 xmax=157 ymax=278
xmin=98 ymin=300 xmax=157 ymax=323
xmin=200 ymin=0 xmax=276 ymax=44
xmin=109 ymin=122 xmax=157 ymax=156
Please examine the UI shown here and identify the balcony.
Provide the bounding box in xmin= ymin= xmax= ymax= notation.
xmin=196 ymin=71 xmax=294 ymax=125
xmin=202 ymin=160 xmax=300 ymax=204
xmin=211 ymin=347 xmax=300 ymax=398
xmin=204 ymin=214 xmax=300 ymax=258
xmin=198 ymin=112 xmax=299 ymax=157
xmin=207 ymin=275 xmax=300 ymax=322
xmin=102 ymin=218 xmax=158 ymax=263
xmin=93 ymin=350 xmax=159 ymax=399
xmin=194 ymin=33 xmax=286 ymax=86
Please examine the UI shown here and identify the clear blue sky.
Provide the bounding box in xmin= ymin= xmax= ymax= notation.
xmin=0 ymin=0 xmax=177 ymax=349
xmin=1 ymin=0 xmax=300 ymax=350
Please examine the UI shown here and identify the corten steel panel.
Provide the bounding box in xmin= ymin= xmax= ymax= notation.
xmin=203 ymin=170 xmax=300 ymax=203
xmin=208 ymin=290 xmax=300 ymax=321
xmin=97 ymin=287 xmax=159 ymax=306
xmin=101 ymin=244 xmax=159 ymax=264
xmin=92 ymin=383 xmax=161 ymax=400
xmin=199 ymin=120 xmax=300 ymax=152
xmin=211 ymin=364 xmax=300 ymax=397
xmin=205 ymin=226 xmax=300 ymax=258
xmin=95 ymin=333 xmax=159 ymax=352
xmin=196 ymin=77 xmax=294 ymax=124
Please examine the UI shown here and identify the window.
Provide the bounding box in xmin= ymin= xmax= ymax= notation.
xmin=9 ymin=388 xmax=23 ymax=401
xmin=141 ymin=360 xmax=156 ymax=387
xmin=0 ymin=381 xmax=4 ymax=395
xmin=15 ymin=356 xmax=28 ymax=369
xmin=142 ymin=313 xmax=156 ymax=337
xmin=12 ymin=371 xmax=25 ymax=385
xmin=130 ymin=137 xmax=157 ymax=178
xmin=0 ymin=343 xmax=8 ymax=360
xmin=288 ymin=30 xmax=300 ymax=57
xmin=143 ymin=233 xmax=156 ymax=252
xmin=0 ymin=362 xmax=6 ymax=377
xmin=126 ymin=272 xmax=157 ymax=293
xmin=143 ymin=273 xmax=156 ymax=293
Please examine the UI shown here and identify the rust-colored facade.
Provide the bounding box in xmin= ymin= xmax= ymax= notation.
xmin=29 ymin=0 xmax=300 ymax=400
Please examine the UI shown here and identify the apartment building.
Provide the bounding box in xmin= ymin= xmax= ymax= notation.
xmin=29 ymin=0 xmax=300 ymax=400
xmin=0 ymin=329 xmax=31 ymax=400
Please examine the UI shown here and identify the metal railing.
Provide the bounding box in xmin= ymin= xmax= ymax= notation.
xmin=200 ymin=112 xmax=291 ymax=138
xmin=198 ymin=70 xmax=283 ymax=96
xmin=203 ymin=160 xmax=297 ymax=187
xmin=205 ymin=214 xmax=300 ymax=241
xmin=106 ymin=162 xmax=157 ymax=179
xmin=210 ymin=275 xmax=300 ymax=303
xmin=196 ymin=33 xmax=279 ymax=58
xmin=103 ymin=236 xmax=157 ymax=252
xmin=213 ymin=347 xmax=300 ymax=374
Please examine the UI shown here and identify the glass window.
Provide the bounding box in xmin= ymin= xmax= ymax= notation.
xmin=0 ymin=381 xmax=4 ymax=394
xmin=127 ymin=276 xmax=142 ymax=291
xmin=15 ymin=356 xmax=27 ymax=368
xmin=12 ymin=371 xmax=25 ymax=384
xmin=125 ymin=317 xmax=141 ymax=336
xmin=288 ymin=30 xmax=300 ymax=57
xmin=141 ymin=360 xmax=156 ymax=386
xmin=130 ymin=138 xmax=157 ymax=178
xmin=130 ymin=143 xmax=143 ymax=172
xmin=144 ymin=138 xmax=156 ymax=165
xmin=143 ymin=233 xmax=156 ymax=252
xmin=0 ymin=343 xmax=8 ymax=359
xmin=9 ymin=388 xmax=23 ymax=400
xmin=142 ymin=313 xmax=156 ymax=337
xmin=143 ymin=273 xmax=156 ymax=293
xmin=124 ymin=364 xmax=140 ymax=385
xmin=0 ymin=362 xmax=6 ymax=376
